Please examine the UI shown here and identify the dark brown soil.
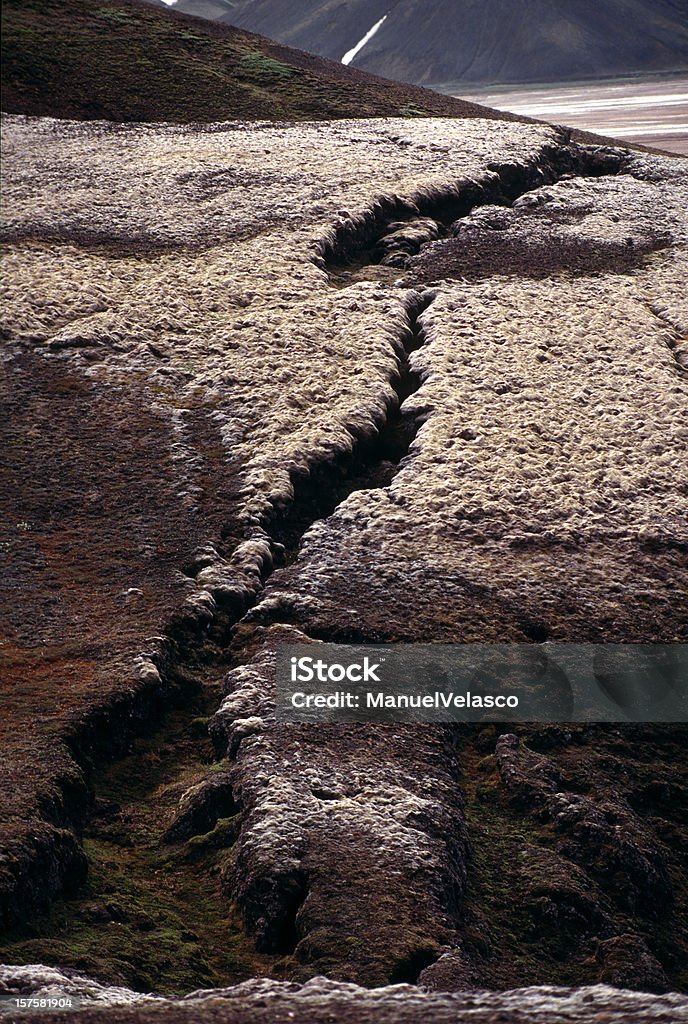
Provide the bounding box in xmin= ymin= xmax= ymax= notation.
xmin=0 ymin=347 xmax=244 ymax=929
xmin=406 ymin=229 xmax=671 ymax=282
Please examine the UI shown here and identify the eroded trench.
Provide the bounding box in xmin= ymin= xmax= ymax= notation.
xmin=321 ymin=136 xmax=631 ymax=287
xmin=2 ymin=138 xmax=645 ymax=991
xmin=267 ymin=289 xmax=433 ymax=564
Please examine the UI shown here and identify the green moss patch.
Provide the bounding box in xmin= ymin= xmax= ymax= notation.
xmin=0 ymin=687 xmax=273 ymax=994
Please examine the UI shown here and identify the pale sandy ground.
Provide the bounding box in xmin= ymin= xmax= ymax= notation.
xmin=456 ymin=77 xmax=688 ymax=156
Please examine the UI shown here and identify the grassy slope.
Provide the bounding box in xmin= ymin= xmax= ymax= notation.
xmin=0 ymin=0 xmax=530 ymax=123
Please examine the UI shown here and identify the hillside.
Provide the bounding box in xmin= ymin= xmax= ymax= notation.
xmin=218 ymin=0 xmax=688 ymax=88
xmin=0 ymin=0 xmax=532 ymax=122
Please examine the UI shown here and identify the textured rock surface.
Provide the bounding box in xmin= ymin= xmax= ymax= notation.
xmin=209 ymin=626 xmax=468 ymax=984
xmin=1 ymin=111 xmax=687 ymax=1002
xmin=0 ymin=113 xmax=559 ymax=932
xmin=495 ymin=734 xmax=673 ymax=915
xmin=254 ymin=156 xmax=688 ymax=644
xmin=207 ymin=138 xmax=688 ymax=988
xmin=1 ymin=967 xmax=688 ymax=1023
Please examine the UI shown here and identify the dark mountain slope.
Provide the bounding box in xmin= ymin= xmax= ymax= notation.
xmin=1 ymin=0 xmax=538 ymax=122
xmin=222 ymin=0 xmax=391 ymax=62
xmin=221 ymin=0 xmax=688 ymax=87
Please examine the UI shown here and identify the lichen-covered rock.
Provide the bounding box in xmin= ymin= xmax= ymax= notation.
xmin=417 ymin=947 xmax=480 ymax=991
xmin=164 ymin=774 xmax=238 ymax=843
xmin=496 ymin=733 xmax=674 ymax=916
xmin=209 ymin=628 xmax=468 ymax=984
xmin=549 ymin=791 xmax=673 ymax=915
xmin=594 ymin=934 xmax=670 ymax=992
xmin=2 ymin=966 xmax=688 ymax=1023
xmin=378 ymin=217 xmax=441 ymax=265
xmin=494 ymin=732 xmax=562 ymax=805
xmin=0 ymin=114 xmax=563 ymax=930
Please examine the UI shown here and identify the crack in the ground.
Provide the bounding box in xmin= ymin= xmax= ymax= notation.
xmin=267 ymin=289 xmax=434 ymax=566
xmin=1 ymin=136 xmax=645 ymax=989
xmin=318 ymin=135 xmax=627 ymax=287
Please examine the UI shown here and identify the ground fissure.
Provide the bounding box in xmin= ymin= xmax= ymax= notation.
xmin=2 ymin=132 xmax=686 ymax=995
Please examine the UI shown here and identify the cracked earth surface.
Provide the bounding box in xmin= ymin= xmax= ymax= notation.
xmin=1 ymin=114 xmax=687 ymax=1020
